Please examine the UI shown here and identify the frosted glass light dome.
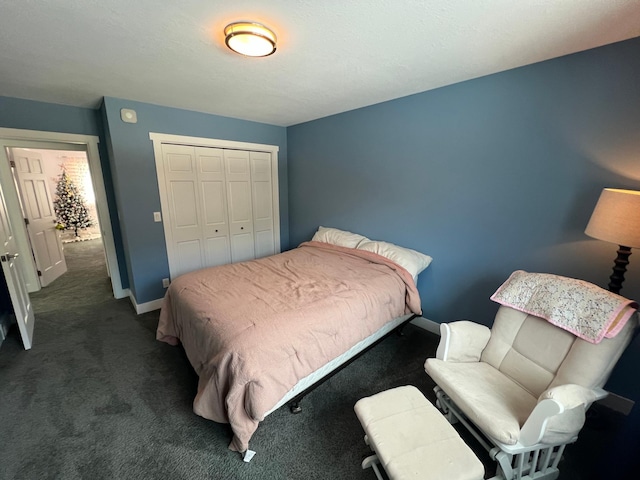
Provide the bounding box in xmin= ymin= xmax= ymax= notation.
xmin=224 ymin=22 xmax=277 ymax=57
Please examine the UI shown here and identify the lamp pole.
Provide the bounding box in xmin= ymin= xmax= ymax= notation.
xmin=608 ymin=245 xmax=632 ymax=294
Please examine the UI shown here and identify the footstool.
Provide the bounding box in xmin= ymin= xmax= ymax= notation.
xmin=354 ymin=385 xmax=484 ymax=480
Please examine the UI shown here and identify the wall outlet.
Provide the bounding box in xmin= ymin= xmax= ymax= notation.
xmin=162 ymin=278 xmax=170 ymax=288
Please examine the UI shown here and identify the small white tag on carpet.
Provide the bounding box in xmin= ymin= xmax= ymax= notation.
xmin=243 ymin=449 xmax=256 ymax=463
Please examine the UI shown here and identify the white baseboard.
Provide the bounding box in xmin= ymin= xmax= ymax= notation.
xmin=598 ymin=392 xmax=635 ymax=416
xmin=116 ymin=288 xmax=130 ymax=300
xmin=411 ymin=316 xmax=441 ymax=335
xmin=128 ymin=292 xmax=163 ymax=314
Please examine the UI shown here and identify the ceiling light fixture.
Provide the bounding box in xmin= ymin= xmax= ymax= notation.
xmin=224 ymin=21 xmax=277 ymax=57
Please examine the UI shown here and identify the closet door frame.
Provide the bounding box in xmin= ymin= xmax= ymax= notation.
xmin=150 ymin=133 xmax=280 ymax=280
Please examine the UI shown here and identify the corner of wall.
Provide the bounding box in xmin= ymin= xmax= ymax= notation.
xmin=128 ymin=290 xmax=162 ymax=315
xmin=411 ymin=316 xmax=441 ymax=335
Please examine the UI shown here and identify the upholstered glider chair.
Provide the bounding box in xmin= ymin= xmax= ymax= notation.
xmin=425 ymin=271 xmax=639 ymax=480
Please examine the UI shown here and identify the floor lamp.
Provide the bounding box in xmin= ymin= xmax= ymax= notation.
xmin=585 ymin=188 xmax=640 ymax=295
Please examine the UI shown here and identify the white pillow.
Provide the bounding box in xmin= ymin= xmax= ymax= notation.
xmin=311 ymin=226 xmax=369 ymax=249
xmin=357 ymin=240 xmax=432 ymax=279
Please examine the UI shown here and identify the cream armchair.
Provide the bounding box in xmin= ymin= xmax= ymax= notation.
xmin=425 ymin=305 xmax=638 ymax=480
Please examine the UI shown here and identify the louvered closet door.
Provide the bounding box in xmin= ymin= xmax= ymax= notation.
xmin=250 ymin=151 xmax=276 ymax=258
xmin=161 ymin=144 xmax=205 ymax=277
xmin=224 ymin=150 xmax=255 ymax=263
xmin=196 ymin=147 xmax=231 ymax=267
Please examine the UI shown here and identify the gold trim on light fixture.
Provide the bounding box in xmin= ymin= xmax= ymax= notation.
xmin=224 ymin=21 xmax=277 ymax=57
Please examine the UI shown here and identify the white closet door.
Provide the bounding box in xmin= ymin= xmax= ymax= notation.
xmin=224 ymin=150 xmax=255 ymax=263
xmin=154 ymin=135 xmax=280 ymax=280
xmin=162 ymin=144 xmax=204 ymax=277
xmin=250 ymin=151 xmax=276 ymax=258
xmin=196 ymin=147 xmax=231 ymax=267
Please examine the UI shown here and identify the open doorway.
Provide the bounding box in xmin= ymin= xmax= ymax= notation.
xmin=0 ymin=128 xmax=126 ymax=350
xmin=0 ymin=128 xmax=125 ymax=301
xmin=7 ymin=147 xmax=106 ymax=295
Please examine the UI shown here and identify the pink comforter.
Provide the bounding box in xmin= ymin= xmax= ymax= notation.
xmin=156 ymin=241 xmax=422 ymax=452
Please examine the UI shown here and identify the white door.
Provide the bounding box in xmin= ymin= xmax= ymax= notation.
xmin=196 ymin=147 xmax=232 ymax=268
xmin=0 ymin=181 xmax=35 ymax=350
xmin=250 ymin=151 xmax=276 ymax=258
xmin=224 ymin=149 xmax=255 ymax=263
xmin=153 ymin=135 xmax=281 ymax=280
xmin=161 ymin=144 xmax=205 ymax=278
xmin=10 ymin=148 xmax=67 ymax=287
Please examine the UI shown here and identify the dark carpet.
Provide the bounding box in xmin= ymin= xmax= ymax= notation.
xmin=30 ymin=238 xmax=114 ymax=313
xmin=0 ymin=239 xmax=633 ymax=479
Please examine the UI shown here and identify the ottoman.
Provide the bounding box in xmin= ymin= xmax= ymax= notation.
xmin=354 ymin=385 xmax=484 ymax=480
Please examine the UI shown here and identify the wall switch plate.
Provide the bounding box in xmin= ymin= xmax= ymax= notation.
xmin=162 ymin=278 xmax=170 ymax=288
xmin=153 ymin=212 xmax=162 ymax=222
xmin=120 ymin=108 xmax=138 ymax=123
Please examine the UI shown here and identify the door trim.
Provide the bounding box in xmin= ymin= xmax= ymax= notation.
xmin=0 ymin=128 xmax=127 ymax=299
xmin=149 ymin=133 xmax=280 ymax=279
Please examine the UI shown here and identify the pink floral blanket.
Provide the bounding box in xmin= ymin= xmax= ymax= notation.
xmin=491 ymin=270 xmax=638 ymax=344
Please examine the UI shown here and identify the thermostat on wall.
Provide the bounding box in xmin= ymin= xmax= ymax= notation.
xmin=120 ymin=108 xmax=138 ymax=123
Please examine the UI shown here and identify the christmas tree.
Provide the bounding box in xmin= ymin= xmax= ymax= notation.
xmin=53 ymin=169 xmax=93 ymax=238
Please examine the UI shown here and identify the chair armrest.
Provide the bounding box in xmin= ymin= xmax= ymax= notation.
xmin=519 ymin=399 xmax=564 ymax=446
xmin=436 ymin=320 xmax=491 ymax=362
xmin=519 ymin=384 xmax=606 ymax=446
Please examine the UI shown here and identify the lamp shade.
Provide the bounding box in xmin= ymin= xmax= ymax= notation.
xmin=224 ymin=22 xmax=276 ymax=57
xmin=585 ymin=188 xmax=640 ymax=248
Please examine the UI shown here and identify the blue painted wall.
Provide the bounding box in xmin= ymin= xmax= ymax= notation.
xmin=0 ymin=96 xmax=100 ymax=135
xmin=0 ymin=96 xmax=128 ymax=290
xmin=101 ymin=97 xmax=288 ymax=304
xmin=287 ymin=38 xmax=640 ymax=401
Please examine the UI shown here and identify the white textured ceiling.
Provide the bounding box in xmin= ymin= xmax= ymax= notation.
xmin=1 ymin=1 xmax=639 ymax=127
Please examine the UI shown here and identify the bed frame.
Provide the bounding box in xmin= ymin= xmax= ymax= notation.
xmin=280 ymin=313 xmax=419 ymax=414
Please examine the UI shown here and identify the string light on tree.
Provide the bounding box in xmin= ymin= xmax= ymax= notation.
xmin=53 ymin=168 xmax=93 ymax=239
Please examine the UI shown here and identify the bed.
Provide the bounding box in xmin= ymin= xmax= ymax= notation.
xmin=156 ymin=227 xmax=431 ymax=455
